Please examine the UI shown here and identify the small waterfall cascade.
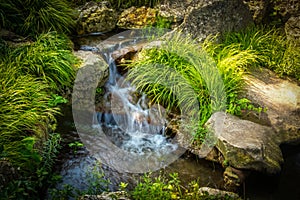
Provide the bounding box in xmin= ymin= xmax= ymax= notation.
xmin=95 ymin=36 xmax=178 ymax=156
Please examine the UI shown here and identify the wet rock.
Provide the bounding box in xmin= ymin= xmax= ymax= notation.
xmin=77 ymin=1 xmax=118 ymax=35
xmin=285 ymin=15 xmax=300 ymax=45
xmin=205 ymin=112 xmax=283 ymax=173
xmin=198 ymin=186 xmax=240 ymax=199
xmin=117 ymin=6 xmax=157 ymax=29
xmin=178 ymin=0 xmax=253 ymax=42
xmin=79 ymin=191 xmax=131 ymax=200
xmin=244 ymin=68 xmax=300 ymax=144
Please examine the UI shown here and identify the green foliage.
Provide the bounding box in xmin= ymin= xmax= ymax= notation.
xmin=153 ymin=15 xmax=172 ymax=29
xmin=0 ymin=69 xmax=58 ymax=144
xmin=49 ymin=161 xmax=111 ymax=199
xmin=0 ymin=0 xmax=76 ymax=35
xmin=127 ymin=32 xmax=247 ymax=141
xmin=0 ymin=31 xmax=75 ymax=198
xmin=132 ymin=173 xmax=238 ymax=200
xmin=68 ymin=141 xmax=84 ymax=153
xmin=4 ymin=32 xmax=78 ymax=92
xmin=220 ymin=26 xmax=300 ymax=81
xmin=48 ymin=94 xmax=68 ymax=107
xmin=0 ymin=133 xmax=62 ymax=199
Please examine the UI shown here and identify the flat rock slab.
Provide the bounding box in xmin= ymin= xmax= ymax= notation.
xmin=205 ymin=112 xmax=283 ymax=173
xmin=244 ymin=68 xmax=300 ymax=144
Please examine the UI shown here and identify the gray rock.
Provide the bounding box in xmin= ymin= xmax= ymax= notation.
xmin=244 ymin=68 xmax=300 ymax=144
xmin=77 ymin=2 xmax=117 ymax=35
xmin=198 ymin=187 xmax=240 ymax=199
xmin=73 ymin=50 xmax=108 ymax=112
xmin=79 ymin=191 xmax=131 ymax=200
xmin=244 ymin=0 xmax=270 ymax=24
xmin=285 ymin=15 xmax=300 ymax=44
xmin=205 ymin=112 xmax=283 ymax=173
xmin=74 ymin=50 xmax=109 ymax=87
xmin=178 ymin=0 xmax=253 ymax=42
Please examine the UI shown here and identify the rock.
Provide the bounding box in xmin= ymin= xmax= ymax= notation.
xmin=244 ymin=68 xmax=300 ymax=144
xmin=73 ymin=50 xmax=108 ymax=112
xmin=198 ymin=187 xmax=240 ymax=199
xmin=285 ymin=15 xmax=300 ymax=44
xmin=223 ymin=166 xmax=249 ymax=192
xmin=244 ymin=0 xmax=270 ymax=24
xmin=77 ymin=1 xmax=117 ymax=35
xmin=204 ymin=112 xmax=283 ymax=173
xmin=74 ymin=50 xmax=109 ymax=87
xmin=0 ymin=160 xmax=19 ymax=191
xmin=79 ymin=191 xmax=131 ymax=200
xmin=271 ymin=0 xmax=300 ymax=23
xmin=156 ymin=0 xmax=193 ymax=28
xmin=178 ymin=0 xmax=253 ymax=42
xmin=117 ymin=6 xmax=157 ymax=29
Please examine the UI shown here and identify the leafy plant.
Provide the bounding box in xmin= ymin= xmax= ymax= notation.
xmin=48 ymin=94 xmax=68 ymax=107
xmin=49 ymin=161 xmax=111 ymax=199
xmin=68 ymin=141 xmax=84 ymax=153
xmin=132 ymin=173 xmax=239 ymax=200
xmin=0 ymin=134 xmax=62 ymax=199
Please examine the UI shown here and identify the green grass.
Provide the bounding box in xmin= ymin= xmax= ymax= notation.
xmin=126 ymin=32 xmax=254 ymax=141
xmin=4 ymin=32 xmax=78 ymax=92
xmin=0 ymin=32 xmax=77 ymax=198
xmin=0 ymin=0 xmax=76 ymax=35
xmin=220 ymin=26 xmax=300 ymax=81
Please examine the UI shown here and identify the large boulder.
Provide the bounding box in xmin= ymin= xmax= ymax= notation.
xmin=178 ymin=0 xmax=253 ymax=42
xmin=204 ymin=112 xmax=283 ymax=174
xmin=76 ymin=1 xmax=118 ymax=35
xmin=243 ymin=68 xmax=300 ymax=145
xmin=73 ymin=50 xmax=109 ymax=113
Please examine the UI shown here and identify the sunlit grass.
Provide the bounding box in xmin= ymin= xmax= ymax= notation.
xmin=3 ymin=32 xmax=78 ymax=92
xmin=220 ymin=26 xmax=300 ymax=80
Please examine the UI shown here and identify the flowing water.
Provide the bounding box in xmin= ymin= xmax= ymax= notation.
xmin=49 ymin=31 xmax=300 ymax=199
xmin=48 ymin=31 xmax=225 ymax=197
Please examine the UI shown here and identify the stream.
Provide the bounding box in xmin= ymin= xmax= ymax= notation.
xmin=48 ymin=30 xmax=300 ymax=200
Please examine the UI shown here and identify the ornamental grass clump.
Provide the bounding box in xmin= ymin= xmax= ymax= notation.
xmin=126 ymin=32 xmax=255 ymax=141
xmin=220 ymin=26 xmax=300 ymax=80
xmin=0 ymin=0 xmax=76 ymax=35
xmin=4 ymin=32 xmax=78 ymax=92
